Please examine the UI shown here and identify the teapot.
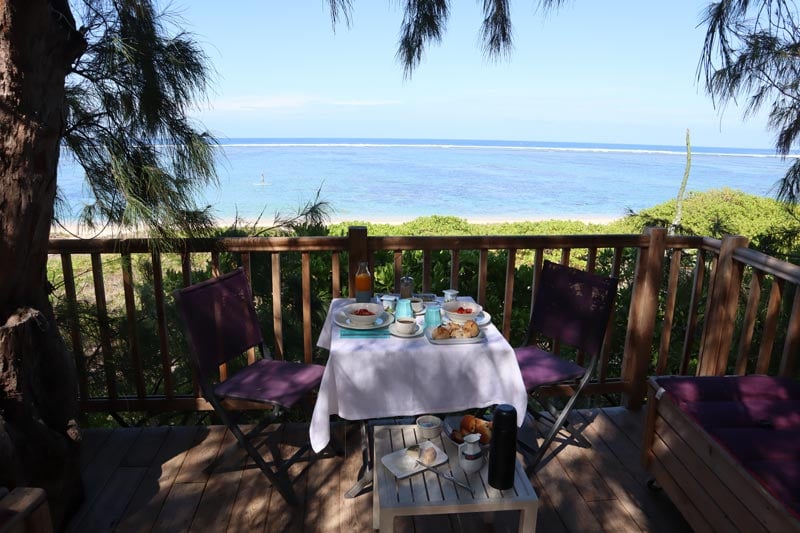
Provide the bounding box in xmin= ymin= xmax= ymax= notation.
xmin=458 ymin=433 xmax=484 ymax=475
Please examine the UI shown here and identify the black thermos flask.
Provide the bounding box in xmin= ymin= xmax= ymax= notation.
xmin=488 ymin=404 xmax=517 ymax=490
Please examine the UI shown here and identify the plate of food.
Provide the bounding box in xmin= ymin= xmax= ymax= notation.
xmin=381 ymin=441 xmax=448 ymax=479
xmin=443 ymin=414 xmax=493 ymax=448
xmin=425 ymin=320 xmax=485 ymax=344
xmin=334 ymin=310 xmax=394 ymax=330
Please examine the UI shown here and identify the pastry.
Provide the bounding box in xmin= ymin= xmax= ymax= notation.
xmin=431 ymin=325 xmax=451 ymax=340
xmin=419 ymin=446 xmax=437 ymax=465
xmin=461 ymin=319 xmax=479 ymax=338
xmin=449 ymin=327 xmax=468 ymax=338
xmin=460 ymin=414 xmax=493 ymax=444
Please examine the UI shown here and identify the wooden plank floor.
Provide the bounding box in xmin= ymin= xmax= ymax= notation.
xmin=65 ymin=407 xmax=691 ymax=532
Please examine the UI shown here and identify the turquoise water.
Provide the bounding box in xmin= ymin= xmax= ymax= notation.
xmin=57 ymin=138 xmax=795 ymax=223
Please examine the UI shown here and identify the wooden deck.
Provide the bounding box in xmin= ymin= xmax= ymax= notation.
xmin=65 ymin=407 xmax=690 ymax=532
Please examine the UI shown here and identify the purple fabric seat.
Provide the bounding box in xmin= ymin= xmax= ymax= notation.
xmin=174 ymin=268 xmax=325 ymax=506
xmin=515 ymin=345 xmax=587 ymax=390
xmin=655 ymin=375 xmax=800 ymax=520
xmin=214 ymin=358 xmax=323 ymax=408
xmin=515 ymin=260 xmax=618 ymax=468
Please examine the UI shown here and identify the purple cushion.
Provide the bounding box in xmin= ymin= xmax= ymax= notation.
xmin=655 ymin=375 xmax=800 ymax=520
xmin=748 ymin=460 xmax=800 ymax=518
xmin=657 ymin=375 xmax=800 ymax=405
xmin=214 ymin=359 xmax=324 ymax=409
xmin=680 ymin=399 xmax=800 ymax=431
xmin=711 ymin=427 xmax=800 ymax=461
xmin=515 ymin=345 xmax=586 ymax=390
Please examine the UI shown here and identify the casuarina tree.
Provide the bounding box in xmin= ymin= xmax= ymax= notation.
xmin=0 ymin=0 xmax=216 ymax=525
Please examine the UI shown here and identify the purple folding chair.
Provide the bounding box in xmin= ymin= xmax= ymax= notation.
xmin=173 ymin=268 xmax=325 ymax=505
xmin=516 ymin=260 xmax=618 ymax=468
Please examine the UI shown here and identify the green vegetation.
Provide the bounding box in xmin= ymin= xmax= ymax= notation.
xmin=48 ymin=188 xmax=800 ymax=426
xmin=331 ymin=188 xmax=800 ymax=255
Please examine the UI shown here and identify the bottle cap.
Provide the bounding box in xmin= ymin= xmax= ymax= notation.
xmin=493 ymin=404 xmax=516 ymax=428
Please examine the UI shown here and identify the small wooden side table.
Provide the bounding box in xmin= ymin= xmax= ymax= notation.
xmin=373 ymin=424 xmax=538 ymax=532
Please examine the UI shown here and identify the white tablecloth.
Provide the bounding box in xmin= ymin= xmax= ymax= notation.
xmin=309 ymin=298 xmax=529 ymax=453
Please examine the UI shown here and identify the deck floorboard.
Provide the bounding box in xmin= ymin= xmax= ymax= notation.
xmin=67 ymin=407 xmax=690 ymax=532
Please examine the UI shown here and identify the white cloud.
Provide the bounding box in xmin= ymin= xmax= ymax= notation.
xmin=211 ymin=95 xmax=320 ymax=111
xmin=329 ymin=99 xmax=401 ymax=107
xmin=209 ymin=95 xmax=401 ymax=112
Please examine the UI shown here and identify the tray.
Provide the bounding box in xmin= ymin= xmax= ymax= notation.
xmin=424 ymin=328 xmax=486 ymax=345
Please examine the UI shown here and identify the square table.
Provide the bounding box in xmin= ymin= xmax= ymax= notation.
xmin=309 ymin=298 xmax=529 ymax=454
xmin=373 ymin=424 xmax=538 ymax=532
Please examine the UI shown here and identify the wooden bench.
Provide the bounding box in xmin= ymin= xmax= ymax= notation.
xmin=373 ymin=424 xmax=538 ymax=532
xmin=0 ymin=487 xmax=52 ymax=533
xmin=642 ymin=375 xmax=800 ymax=532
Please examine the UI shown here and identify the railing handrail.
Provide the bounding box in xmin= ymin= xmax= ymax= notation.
xmin=47 ymin=227 xmax=800 ymax=417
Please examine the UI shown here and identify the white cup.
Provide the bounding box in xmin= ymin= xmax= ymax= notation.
xmin=395 ymin=317 xmax=417 ymax=334
xmin=409 ymin=296 xmax=424 ymax=313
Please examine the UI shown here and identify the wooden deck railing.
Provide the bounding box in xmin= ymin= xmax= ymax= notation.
xmin=46 ymin=226 xmax=800 ymax=416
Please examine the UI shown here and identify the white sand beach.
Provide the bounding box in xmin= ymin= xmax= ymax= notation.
xmin=50 ymin=213 xmax=623 ymax=239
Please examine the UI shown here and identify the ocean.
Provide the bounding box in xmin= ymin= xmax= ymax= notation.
xmin=56 ymin=138 xmax=796 ymax=224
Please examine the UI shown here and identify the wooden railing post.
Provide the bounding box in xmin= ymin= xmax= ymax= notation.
xmin=621 ymin=227 xmax=667 ymax=409
xmin=697 ymin=235 xmax=749 ymax=376
xmin=347 ymin=226 xmax=369 ymax=298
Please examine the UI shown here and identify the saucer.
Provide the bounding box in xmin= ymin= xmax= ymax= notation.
xmin=389 ymin=322 xmax=423 ymax=338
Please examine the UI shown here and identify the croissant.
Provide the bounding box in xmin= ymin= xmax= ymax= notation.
xmin=431 ymin=325 xmax=451 ymax=340
xmin=475 ymin=420 xmax=492 ymax=444
xmin=460 ymin=415 xmax=493 ymax=444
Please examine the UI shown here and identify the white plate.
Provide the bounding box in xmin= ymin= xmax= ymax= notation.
xmin=424 ymin=328 xmax=486 ymax=345
xmin=334 ymin=310 xmax=395 ymax=330
xmin=389 ymin=322 xmax=424 ymax=338
xmin=381 ymin=442 xmax=448 ymax=479
xmin=442 ymin=310 xmax=492 ymax=327
xmin=442 ymin=416 xmax=492 ymax=450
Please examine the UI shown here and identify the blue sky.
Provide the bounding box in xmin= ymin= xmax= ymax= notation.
xmin=181 ymin=1 xmax=775 ymax=149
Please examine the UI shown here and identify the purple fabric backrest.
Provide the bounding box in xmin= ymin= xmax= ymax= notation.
xmin=174 ymin=268 xmax=264 ymax=376
xmin=528 ymin=260 xmax=618 ymax=355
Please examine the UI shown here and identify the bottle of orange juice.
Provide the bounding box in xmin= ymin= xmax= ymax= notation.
xmin=355 ymin=261 xmax=372 ymax=302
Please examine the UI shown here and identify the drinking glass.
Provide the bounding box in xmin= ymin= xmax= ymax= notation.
xmin=395 ymin=298 xmax=413 ymax=319
xmin=424 ymin=303 xmax=442 ymax=329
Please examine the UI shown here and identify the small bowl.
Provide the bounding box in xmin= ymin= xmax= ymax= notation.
xmin=442 ymin=301 xmax=483 ymax=323
xmin=395 ymin=317 xmax=417 ymax=334
xmin=416 ymin=415 xmax=442 ymax=440
xmin=342 ymin=302 xmax=385 ymax=325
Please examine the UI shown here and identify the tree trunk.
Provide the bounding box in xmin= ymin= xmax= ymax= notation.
xmin=0 ymin=0 xmax=86 ymax=527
